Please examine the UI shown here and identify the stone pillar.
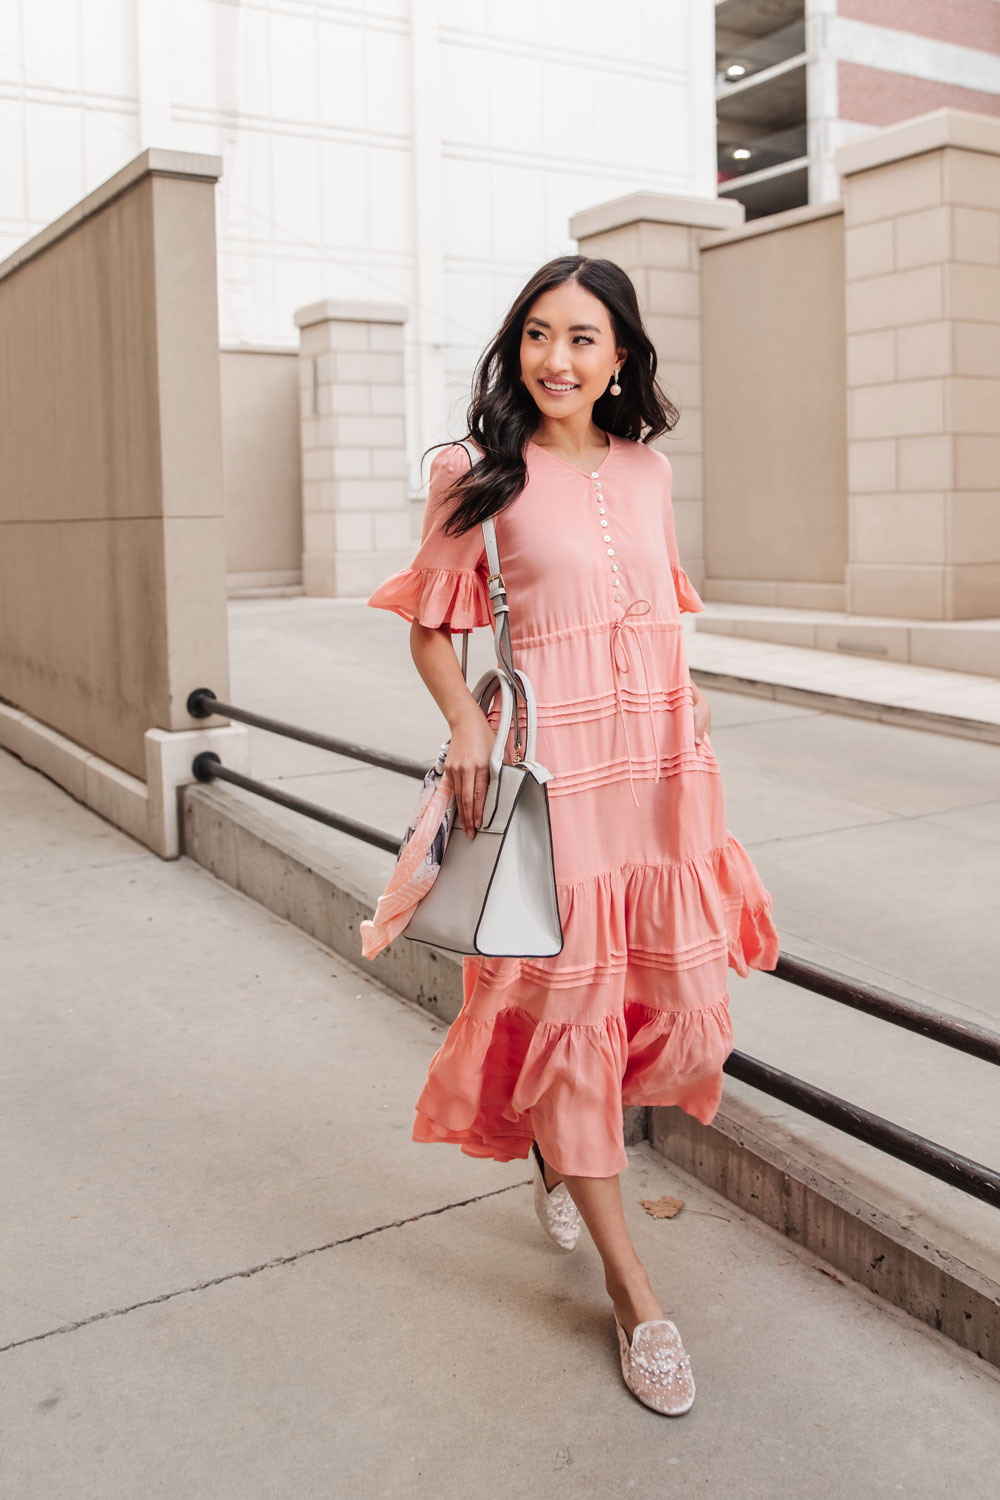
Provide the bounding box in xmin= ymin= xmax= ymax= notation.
xmin=838 ymin=110 xmax=1000 ymax=620
xmin=0 ymin=148 xmax=239 ymax=856
xmin=570 ymin=194 xmax=744 ymax=593
xmin=294 ymin=300 xmax=410 ymax=597
xmin=0 ymin=149 xmax=231 ymax=776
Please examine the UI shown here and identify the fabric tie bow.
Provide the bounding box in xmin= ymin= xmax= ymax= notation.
xmin=609 ymin=597 xmax=659 ymax=809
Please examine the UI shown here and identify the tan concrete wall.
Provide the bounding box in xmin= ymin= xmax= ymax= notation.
xmin=572 ymin=194 xmax=746 ymax=595
xmin=699 ymin=204 xmax=849 ymax=609
xmin=220 ymin=348 xmax=302 ymax=590
xmin=570 ymin=114 xmax=999 ymax=640
xmin=0 ymin=150 xmax=230 ymax=781
xmin=572 ymin=194 xmax=846 ymax=608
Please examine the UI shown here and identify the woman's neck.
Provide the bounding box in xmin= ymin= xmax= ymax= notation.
xmin=531 ymin=412 xmax=609 ymax=462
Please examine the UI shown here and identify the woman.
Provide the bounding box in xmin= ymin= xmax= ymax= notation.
xmin=365 ymin=255 xmax=780 ymax=1416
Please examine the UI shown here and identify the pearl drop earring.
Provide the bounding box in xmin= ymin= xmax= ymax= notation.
xmin=609 ymin=368 xmax=621 ymax=397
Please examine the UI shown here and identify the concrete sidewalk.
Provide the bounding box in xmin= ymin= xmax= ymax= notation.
xmin=3 ymin=748 xmax=1000 ymax=1499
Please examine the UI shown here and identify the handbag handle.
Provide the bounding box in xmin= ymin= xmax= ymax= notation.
xmin=467 ymin=661 xmax=540 ymax=828
xmin=470 ymin=661 xmax=539 ymax=772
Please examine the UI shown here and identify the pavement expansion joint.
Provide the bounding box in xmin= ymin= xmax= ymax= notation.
xmin=0 ymin=1178 xmax=532 ymax=1357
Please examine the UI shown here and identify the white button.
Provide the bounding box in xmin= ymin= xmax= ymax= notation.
xmin=590 ymin=471 xmax=599 ymax=479
xmin=600 ymin=518 xmax=608 ymax=527
xmin=611 ymin=563 xmax=618 ymax=572
xmin=614 ymin=592 xmax=621 ymax=601
xmin=598 ymin=506 xmax=606 ymax=514
xmin=607 ymin=548 xmax=615 ymax=556
xmin=604 ymin=536 xmax=613 ymax=542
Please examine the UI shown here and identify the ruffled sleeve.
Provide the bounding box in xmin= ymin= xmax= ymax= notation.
xmin=653 ymin=447 xmax=704 ymax=615
xmin=671 ymin=562 xmax=704 ymax=614
xmin=366 ymin=444 xmax=493 ymax=630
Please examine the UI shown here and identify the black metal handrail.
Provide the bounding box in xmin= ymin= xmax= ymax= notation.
xmin=772 ymin=953 xmax=1000 ymax=1067
xmin=188 ymin=687 xmax=429 ymax=781
xmin=725 ymin=1052 xmax=999 ymax=1207
xmin=192 ymin=753 xmax=403 ymax=855
xmin=187 ymin=688 xmax=1000 ymax=1210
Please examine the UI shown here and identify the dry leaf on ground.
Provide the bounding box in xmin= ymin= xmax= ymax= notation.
xmin=639 ymin=1194 xmax=684 ymax=1219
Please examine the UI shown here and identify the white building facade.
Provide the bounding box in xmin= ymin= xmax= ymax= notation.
xmin=0 ymin=0 xmax=718 ymax=487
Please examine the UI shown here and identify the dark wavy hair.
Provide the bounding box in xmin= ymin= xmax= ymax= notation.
xmin=422 ymin=254 xmax=680 ymax=537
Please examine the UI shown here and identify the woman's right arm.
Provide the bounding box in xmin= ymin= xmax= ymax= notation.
xmin=409 ymin=621 xmax=495 ymax=839
xmin=366 ymin=443 xmax=498 ymax=837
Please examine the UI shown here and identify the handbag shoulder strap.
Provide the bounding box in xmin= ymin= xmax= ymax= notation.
xmin=454 ymin=437 xmax=524 ymax=757
xmin=455 ymin=436 xmax=499 ymax=581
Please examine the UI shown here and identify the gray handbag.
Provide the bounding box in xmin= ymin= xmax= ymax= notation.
xmin=400 ymin=439 xmax=564 ymax=959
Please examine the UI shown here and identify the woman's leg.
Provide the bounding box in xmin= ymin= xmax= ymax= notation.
xmin=561 ymin=1172 xmax=664 ymax=1342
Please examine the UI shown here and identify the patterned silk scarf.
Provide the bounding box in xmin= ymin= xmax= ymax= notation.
xmin=360 ymin=740 xmax=458 ymax=959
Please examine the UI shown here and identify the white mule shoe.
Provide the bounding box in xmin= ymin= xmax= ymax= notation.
xmin=530 ymin=1139 xmax=582 ymax=1252
xmin=615 ymin=1315 xmax=696 ymax=1416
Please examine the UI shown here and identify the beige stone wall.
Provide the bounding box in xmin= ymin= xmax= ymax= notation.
xmin=699 ymin=203 xmax=849 ymax=609
xmin=571 ymin=194 xmax=745 ymax=594
xmin=0 ymin=150 xmax=230 ymax=781
xmin=572 ymin=194 xmax=847 ymax=608
xmin=839 ymin=111 xmax=1000 ymax=620
xmin=220 ymin=348 xmax=302 ymax=590
xmin=294 ymin=300 xmax=409 ymax=598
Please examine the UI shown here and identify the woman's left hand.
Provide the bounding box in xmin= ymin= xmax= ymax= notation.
xmin=692 ymin=685 xmax=711 ymax=745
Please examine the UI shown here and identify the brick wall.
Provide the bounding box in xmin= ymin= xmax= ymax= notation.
xmin=837 ymin=0 xmax=1000 ymax=54
xmin=839 ymin=61 xmax=1000 ymax=127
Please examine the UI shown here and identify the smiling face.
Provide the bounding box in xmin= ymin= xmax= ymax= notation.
xmin=519 ymin=279 xmax=626 ymax=423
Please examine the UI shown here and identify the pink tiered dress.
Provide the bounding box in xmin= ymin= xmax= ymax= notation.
xmin=365 ymin=433 xmax=780 ymax=1177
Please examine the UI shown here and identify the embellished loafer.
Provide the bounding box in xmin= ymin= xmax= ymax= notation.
xmin=615 ymin=1315 xmax=696 ymax=1416
xmin=530 ymin=1139 xmax=582 ymax=1252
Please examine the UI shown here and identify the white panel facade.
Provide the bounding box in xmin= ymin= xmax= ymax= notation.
xmin=0 ymin=0 xmax=712 ymax=489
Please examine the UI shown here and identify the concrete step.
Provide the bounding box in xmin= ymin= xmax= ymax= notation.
xmin=687 ymin=617 xmax=1000 ymax=745
xmin=696 ymin=601 xmax=1000 ymax=678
